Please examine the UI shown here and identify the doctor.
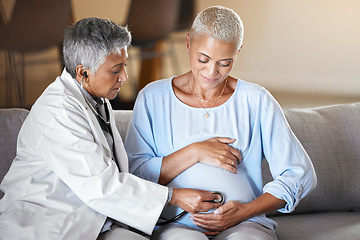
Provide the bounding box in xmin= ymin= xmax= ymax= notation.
xmin=0 ymin=18 xmax=220 ymax=240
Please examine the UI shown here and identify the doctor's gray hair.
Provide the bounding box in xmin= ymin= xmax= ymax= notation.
xmin=63 ymin=17 xmax=131 ymax=78
xmin=189 ymin=6 xmax=243 ymax=51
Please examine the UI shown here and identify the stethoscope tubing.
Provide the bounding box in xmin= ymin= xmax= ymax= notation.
xmin=80 ymin=77 xmax=110 ymax=126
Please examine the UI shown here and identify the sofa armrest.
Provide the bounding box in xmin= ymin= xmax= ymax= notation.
xmin=0 ymin=108 xmax=29 ymax=197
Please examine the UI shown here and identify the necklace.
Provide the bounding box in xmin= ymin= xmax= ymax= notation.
xmin=188 ymin=74 xmax=228 ymax=118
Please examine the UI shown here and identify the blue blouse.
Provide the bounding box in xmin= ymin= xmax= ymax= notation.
xmin=125 ymin=78 xmax=316 ymax=231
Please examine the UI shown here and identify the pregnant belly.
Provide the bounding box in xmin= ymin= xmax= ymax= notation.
xmin=162 ymin=163 xmax=256 ymax=230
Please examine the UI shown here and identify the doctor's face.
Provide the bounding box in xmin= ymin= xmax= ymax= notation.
xmin=85 ymin=49 xmax=129 ymax=100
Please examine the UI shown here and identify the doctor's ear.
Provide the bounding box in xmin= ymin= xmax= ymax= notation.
xmin=75 ymin=65 xmax=89 ymax=79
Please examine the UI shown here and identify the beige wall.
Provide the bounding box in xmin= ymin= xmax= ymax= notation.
xmin=197 ymin=0 xmax=360 ymax=96
xmin=1 ymin=0 xmax=359 ymax=108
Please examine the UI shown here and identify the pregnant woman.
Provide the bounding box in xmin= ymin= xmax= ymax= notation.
xmin=125 ymin=6 xmax=316 ymax=240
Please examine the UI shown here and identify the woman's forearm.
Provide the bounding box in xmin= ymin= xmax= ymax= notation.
xmin=159 ymin=143 xmax=199 ymax=185
xmin=242 ymin=193 xmax=286 ymax=219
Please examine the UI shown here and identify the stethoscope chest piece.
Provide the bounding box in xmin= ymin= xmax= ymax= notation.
xmin=212 ymin=191 xmax=225 ymax=204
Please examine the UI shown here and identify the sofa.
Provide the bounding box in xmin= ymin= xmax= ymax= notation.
xmin=1 ymin=102 xmax=360 ymax=239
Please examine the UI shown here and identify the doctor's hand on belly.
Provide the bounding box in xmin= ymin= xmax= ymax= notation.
xmin=168 ymin=188 xmax=222 ymax=213
xmin=190 ymin=193 xmax=286 ymax=236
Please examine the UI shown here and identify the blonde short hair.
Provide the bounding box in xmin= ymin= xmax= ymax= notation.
xmin=189 ymin=6 xmax=244 ymax=51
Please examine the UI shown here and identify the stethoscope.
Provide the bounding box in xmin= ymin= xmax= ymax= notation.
xmin=80 ymin=73 xmax=110 ymax=126
xmin=156 ymin=191 xmax=225 ymax=226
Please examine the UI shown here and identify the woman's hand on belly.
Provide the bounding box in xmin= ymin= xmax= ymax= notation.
xmin=189 ymin=200 xmax=247 ymax=236
xmin=190 ymin=193 xmax=286 ymax=235
xmin=192 ymin=137 xmax=242 ymax=174
xmin=160 ymin=137 xmax=242 ymax=185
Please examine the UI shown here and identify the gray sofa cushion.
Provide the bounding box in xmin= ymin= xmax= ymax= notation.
xmin=114 ymin=110 xmax=133 ymax=143
xmin=272 ymin=212 xmax=360 ymax=240
xmin=0 ymin=108 xmax=29 ymax=198
xmin=263 ymin=102 xmax=360 ymax=214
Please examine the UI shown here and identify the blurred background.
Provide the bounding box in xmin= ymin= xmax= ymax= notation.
xmin=1 ymin=0 xmax=359 ymax=110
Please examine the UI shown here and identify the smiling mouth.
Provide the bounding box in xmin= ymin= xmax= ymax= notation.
xmin=202 ymin=75 xmax=218 ymax=83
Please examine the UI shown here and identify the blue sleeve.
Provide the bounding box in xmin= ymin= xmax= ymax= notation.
xmin=124 ymin=90 xmax=163 ymax=183
xmin=259 ymin=90 xmax=317 ymax=213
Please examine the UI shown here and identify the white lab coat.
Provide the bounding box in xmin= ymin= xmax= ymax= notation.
xmin=0 ymin=69 xmax=168 ymax=240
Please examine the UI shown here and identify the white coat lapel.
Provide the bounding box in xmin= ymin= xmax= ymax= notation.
xmin=60 ymin=71 xmax=111 ymax=154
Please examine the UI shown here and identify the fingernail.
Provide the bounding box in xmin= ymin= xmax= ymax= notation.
xmin=214 ymin=209 xmax=220 ymax=215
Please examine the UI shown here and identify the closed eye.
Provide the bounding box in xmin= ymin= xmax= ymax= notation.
xmin=112 ymin=64 xmax=127 ymax=74
xmin=198 ymin=58 xmax=208 ymax=64
xmin=219 ymin=62 xmax=231 ymax=67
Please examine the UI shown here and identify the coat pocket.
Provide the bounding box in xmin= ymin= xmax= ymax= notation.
xmin=0 ymin=200 xmax=66 ymax=240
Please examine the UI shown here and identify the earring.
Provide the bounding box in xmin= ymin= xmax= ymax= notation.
xmin=84 ymin=79 xmax=90 ymax=87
